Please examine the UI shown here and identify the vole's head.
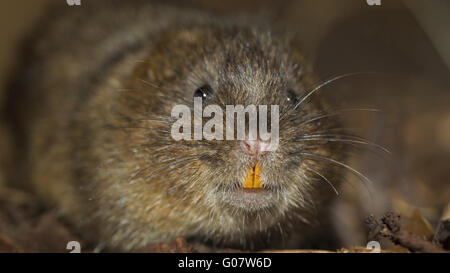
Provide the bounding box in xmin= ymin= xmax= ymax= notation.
xmin=117 ymin=25 xmax=343 ymax=246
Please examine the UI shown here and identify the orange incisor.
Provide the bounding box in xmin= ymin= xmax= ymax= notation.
xmin=243 ymin=163 xmax=263 ymax=189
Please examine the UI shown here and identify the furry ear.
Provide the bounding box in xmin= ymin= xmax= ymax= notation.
xmin=130 ymin=28 xmax=209 ymax=84
xmin=152 ymin=28 xmax=207 ymax=52
xmin=122 ymin=27 xmax=212 ymax=106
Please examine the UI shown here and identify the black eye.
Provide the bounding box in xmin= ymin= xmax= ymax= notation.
xmin=194 ymin=84 xmax=213 ymax=102
xmin=286 ymin=89 xmax=300 ymax=105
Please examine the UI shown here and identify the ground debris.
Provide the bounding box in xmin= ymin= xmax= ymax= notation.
xmin=434 ymin=220 xmax=450 ymax=250
xmin=0 ymin=235 xmax=20 ymax=253
xmin=433 ymin=202 xmax=450 ymax=250
xmin=134 ymin=237 xmax=193 ymax=253
xmin=0 ymin=195 xmax=82 ymax=253
xmin=365 ymin=211 xmax=448 ymax=253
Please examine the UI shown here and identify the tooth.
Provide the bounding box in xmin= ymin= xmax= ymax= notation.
xmin=243 ymin=166 xmax=254 ymax=189
xmin=243 ymin=163 xmax=263 ymax=189
xmin=253 ymin=163 xmax=262 ymax=188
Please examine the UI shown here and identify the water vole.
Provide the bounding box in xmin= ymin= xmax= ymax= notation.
xmin=3 ymin=0 xmax=346 ymax=250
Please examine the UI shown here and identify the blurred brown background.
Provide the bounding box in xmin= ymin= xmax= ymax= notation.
xmin=0 ymin=0 xmax=449 ymax=249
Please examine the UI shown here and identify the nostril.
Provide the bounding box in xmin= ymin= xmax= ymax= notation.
xmin=241 ymin=139 xmax=271 ymax=156
xmin=241 ymin=140 xmax=254 ymax=155
xmin=242 ymin=140 xmax=252 ymax=151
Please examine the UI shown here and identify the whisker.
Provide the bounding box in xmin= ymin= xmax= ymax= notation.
xmin=295 ymin=108 xmax=381 ymax=128
xmin=128 ymin=155 xmax=200 ymax=183
xmin=300 ymin=127 xmax=359 ymax=135
xmin=293 ymin=72 xmax=376 ymax=110
xmin=130 ymin=117 xmax=175 ymax=123
xmin=305 ymin=167 xmax=339 ymax=196
xmin=138 ymin=79 xmax=191 ymax=103
xmin=139 ymin=79 xmax=181 ymax=95
xmin=299 ymin=152 xmax=373 ymax=188
xmin=296 ymin=135 xmax=391 ymax=155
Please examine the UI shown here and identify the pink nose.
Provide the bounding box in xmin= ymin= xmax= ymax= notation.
xmin=241 ymin=139 xmax=272 ymax=157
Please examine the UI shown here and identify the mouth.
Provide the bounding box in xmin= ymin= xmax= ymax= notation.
xmin=243 ymin=163 xmax=263 ymax=190
xmin=217 ymin=162 xmax=278 ymax=211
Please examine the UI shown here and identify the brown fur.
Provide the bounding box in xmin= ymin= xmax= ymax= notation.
xmin=3 ymin=0 xmax=345 ymax=250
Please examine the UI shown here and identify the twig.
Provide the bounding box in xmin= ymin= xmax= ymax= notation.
xmin=433 ymin=202 xmax=450 ymax=250
xmin=366 ymin=212 xmax=448 ymax=253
